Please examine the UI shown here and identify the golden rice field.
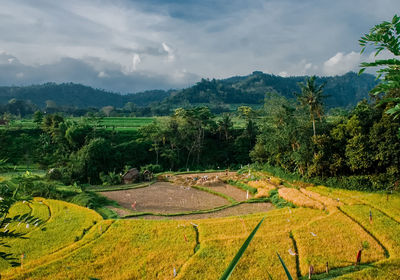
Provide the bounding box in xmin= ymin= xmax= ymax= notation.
xmin=2 ymin=174 xmax=400 ymax=279
xmin=279 ymin=187 xmax=325 ymax=210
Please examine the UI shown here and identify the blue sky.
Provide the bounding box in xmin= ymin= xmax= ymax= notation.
xmin=0 ymin=0 xmax=399 ymax=93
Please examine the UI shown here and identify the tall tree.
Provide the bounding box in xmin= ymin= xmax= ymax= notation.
xmin=296 ymin=76 xmax=326 ymax=137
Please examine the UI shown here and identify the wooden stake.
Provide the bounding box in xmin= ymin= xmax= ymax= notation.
xmin=308 ymin=265 xmax=314 ymax=279
xmin=326 ymin=262 xmax=329 ymax=274
xmin=369 ymin=210 xmax=372 ymax=224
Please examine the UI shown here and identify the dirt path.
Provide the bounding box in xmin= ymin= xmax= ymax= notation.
xmin=100 ymin=182 xmax=229 ymax=214
xmin=127 ymin=203 xmax=274 ymax=220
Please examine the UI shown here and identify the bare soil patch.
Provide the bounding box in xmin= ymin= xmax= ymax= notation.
xmin=165 ymin=172 xmax=253 ymax=201
xmin=202 ymin=184 xmax=252 ymax=201
xmin=128 ymin=202 xmax=274 ymax=220
xmin=100 ymin=182 xmax=229 ymax=214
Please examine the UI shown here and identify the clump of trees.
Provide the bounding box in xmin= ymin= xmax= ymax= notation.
xmin=0 ymin=15 xmax=399 ymax=192
xmin=250 ymin=15 xmax=400 ymax=190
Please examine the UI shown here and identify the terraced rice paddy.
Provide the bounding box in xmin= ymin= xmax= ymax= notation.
xmin=2 ymin=172 xmax=400 ymax=279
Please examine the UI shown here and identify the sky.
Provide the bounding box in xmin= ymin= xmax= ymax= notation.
xmin=0 ymin=0 xmax=399 ymax=93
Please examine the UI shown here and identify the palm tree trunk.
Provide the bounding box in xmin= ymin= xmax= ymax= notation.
xmin=312 ymin=118 xmax=316 ymax=137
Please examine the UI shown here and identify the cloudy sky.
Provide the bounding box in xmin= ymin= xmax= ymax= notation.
xmin=0 ymin=0 xmax=399 ymax=93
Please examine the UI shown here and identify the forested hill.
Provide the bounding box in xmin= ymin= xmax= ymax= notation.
xmin=164 ymin=71 xmax=377 ymax=109
xmin=0 ymin=72 xmax=376 ymax=110
xmin=0 ymin=83 xmax=171 ymax=109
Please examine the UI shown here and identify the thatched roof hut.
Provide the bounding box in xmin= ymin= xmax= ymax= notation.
xmin=122 ymin=168 xmax=139 ymax=184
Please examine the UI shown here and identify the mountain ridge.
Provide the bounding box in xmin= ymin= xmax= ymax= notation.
xmin=0 ymin=71 xmax=377 ymax=111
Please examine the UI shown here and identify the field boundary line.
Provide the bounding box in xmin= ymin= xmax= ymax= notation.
xmin=122 ymin=199 xmax=270 ymax=219
xmin=90 ymin=180 xmax=156 ymax=192
xmin=289 ymin=231 xmax=302 ymax=278
xmin=337 ymin=207 xmax=390 ymax=259
xmin=176 ymin=223 xmax=201 ymax=278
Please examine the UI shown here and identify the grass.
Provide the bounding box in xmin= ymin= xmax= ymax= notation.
xmin=3 ymin=173 xmax=400 ymax=279
xmin=293 ymin=210 xmax=385 ymax=275
xmin=0 ymin=117 xmax=155 ymax=132
xmin=1 ymin=198 xmax=102 ymax=272
xmin=8 ymin=220 xmax=196 ymax=280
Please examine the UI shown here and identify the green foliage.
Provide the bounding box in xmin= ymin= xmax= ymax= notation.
xmin=69 ymin=191 xmax=116 ymax=210
xmin=277 ymin=253 xmax=294 ymax=280
xmin=219 ymin=217 xmax=265 ymax=280
xmin=99 ymin=171 xmax=122 ymax=186
xmin=295 ymin=76 xmax=327 ymax=136
xmin=68 ymin=138 xmax=114 ymax=184
xmin=140 ymin=164 xmax=163 ymax=174
xmin=268 ymin=189 xmax=295 ymax=208
xmin=65 ymin=124 xmax=93 ymax=149
xmin=33 ymin=110 xmax=43 ymax=125
xmin=359 ymin=14 xmax=400 ymax=127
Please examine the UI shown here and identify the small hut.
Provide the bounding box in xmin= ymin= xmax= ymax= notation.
xmin=122 ymin=168 xmax=140 ymax=184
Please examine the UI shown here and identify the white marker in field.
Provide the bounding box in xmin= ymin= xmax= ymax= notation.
xmin=288 ymin=248 xmax=297 ymax=256
xmin=246 ymin=190 xmax=249 ymax=199
xmin=173 ymin=267 xmax=177 ymax=277
xmin=310 ymin=232 xmax=317 ymax=237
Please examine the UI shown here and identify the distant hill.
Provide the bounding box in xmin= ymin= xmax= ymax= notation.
xmin=163 ymin=71 xmax=377 ymax=109
xmin=0 ymin=72 xmax=377 ymax=111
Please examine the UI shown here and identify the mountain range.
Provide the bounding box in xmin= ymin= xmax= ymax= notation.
xmin=0 ymin=71 xmax=377 ymax=112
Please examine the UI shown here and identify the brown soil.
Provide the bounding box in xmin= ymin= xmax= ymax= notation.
xmin=100 ymin=182 xmax=229 ymax=214
xmin=128 ymin=203 xmax=273 ymax=220
xmin=202 ymin=184 xmax=253 ymax=201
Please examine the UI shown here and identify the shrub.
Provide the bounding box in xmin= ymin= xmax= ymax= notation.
xmin=140 ymin=164 xmax=163 ymax=174
xmin=47 ymin=168 xmax=62 ymax=180
xmin=99 ymin=171 xmax=121 ymax=186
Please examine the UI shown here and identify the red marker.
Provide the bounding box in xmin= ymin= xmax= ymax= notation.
xmin=131 ymin=201 xmax=137 ymax=210
xmin=356 ymin=249 xmax=362 ymax=265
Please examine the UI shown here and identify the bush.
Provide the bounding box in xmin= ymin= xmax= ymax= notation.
xmin=99 ymin=171 xmax=121 ymax=186
xmin=140 ymin=164 xmax=163 ymax=174
xmin=69 ymin=191 xmax=116 ymax=210
xmin=46 ymin=168 xmax=62 ymax=180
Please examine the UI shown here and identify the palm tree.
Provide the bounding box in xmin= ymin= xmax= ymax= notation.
xmin=296 ymin=76 xmax=326 ymax=137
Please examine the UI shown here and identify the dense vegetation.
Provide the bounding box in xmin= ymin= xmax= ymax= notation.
xmin=0 ymin=72 xmax=376 ymax=117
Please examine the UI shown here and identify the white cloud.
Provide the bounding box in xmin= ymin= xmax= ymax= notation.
xmin=0 ymin=0 xmax=400 ymax=91
xmin=98 ymin=71 xmax=108 ymax=78
xmin=278 ymin=71 xmax=288 ymax=77
xmin=323 ymin=51 xmax=361 ymax=75
xmin=162 ymin=42 xmax=175 ymax=62
xmin=132 ymin=53 xmax=141 ymax=71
